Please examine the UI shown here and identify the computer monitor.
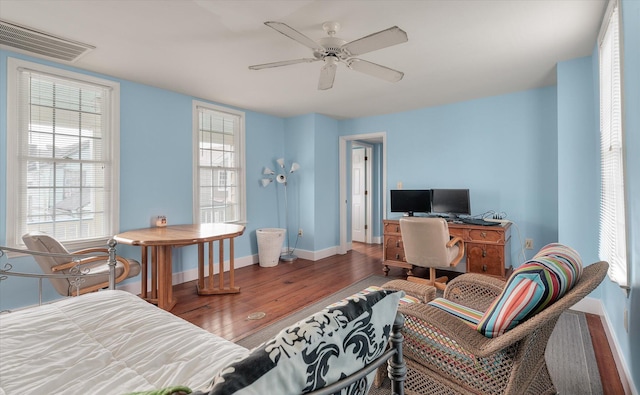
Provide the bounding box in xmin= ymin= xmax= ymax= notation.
xmin=390 ymin=189 xmax=432 ymax=216
xmin=431 ymin=189 xmax=471 ymax=218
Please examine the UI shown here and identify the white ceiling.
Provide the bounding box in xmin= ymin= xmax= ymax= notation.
xmin=0 ymin=0 xmax=606 ymax=120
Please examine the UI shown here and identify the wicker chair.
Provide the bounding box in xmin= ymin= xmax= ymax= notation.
xmin=394 ymin=260 xmax=608 ymax=395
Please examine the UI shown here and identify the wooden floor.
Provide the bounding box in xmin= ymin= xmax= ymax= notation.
xmin=172 ymin=242 xmax=624 ymax=394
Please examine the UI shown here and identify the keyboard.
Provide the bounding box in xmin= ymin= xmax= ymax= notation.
xmin=460 ymin=218 xmax=500 ymax=226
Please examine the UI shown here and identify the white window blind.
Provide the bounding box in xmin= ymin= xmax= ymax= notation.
xmin=598 ymin=0 xmax=628 ymax=288
xmin=6 ymin=58 xmax=119 ymax=248
xmin=193 ymin=102 xmax=245 ymax=224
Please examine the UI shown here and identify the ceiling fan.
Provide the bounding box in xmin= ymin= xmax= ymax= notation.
xmin=249 ymin=21 xmax=408 ymax=90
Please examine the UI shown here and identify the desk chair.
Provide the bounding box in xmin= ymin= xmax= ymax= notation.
xmin=22 ymin=232 xmax=141 ymax=296
xmin=400 ymin=217 xmax=464 ymax=291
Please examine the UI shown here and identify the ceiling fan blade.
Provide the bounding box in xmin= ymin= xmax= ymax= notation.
xmin=318 ymin=59 xmax=337 ymax=90
xmin=265 ymin=21 xmax=324 ymax=52
xmin=249 ymin=58 xmax=319 ymax=70
xmin=341 ymin=26 xmax=408 ymax=56
xmin=347 ymin=59 xmax=404 ymax=82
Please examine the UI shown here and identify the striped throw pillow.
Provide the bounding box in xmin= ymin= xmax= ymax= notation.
xmin=477 ymin=243 xmax=583 ymax=338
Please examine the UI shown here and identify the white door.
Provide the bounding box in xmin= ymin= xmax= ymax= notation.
xmin=351 ymin=147 xmax=366 ymax=242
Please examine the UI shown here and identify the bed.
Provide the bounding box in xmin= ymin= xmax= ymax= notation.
xmin=0 ymin=242 xmax=406 ymax=395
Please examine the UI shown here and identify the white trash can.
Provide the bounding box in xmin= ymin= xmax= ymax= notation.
xmin=257 ymin=228 xmax=286 ymax=267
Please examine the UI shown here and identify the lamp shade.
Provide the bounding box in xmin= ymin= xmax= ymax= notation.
xmin=263 ymin=167 xmax=275 ymax=175
xmin=290 ymin=162 xmax=300 ymax=173
xmin=260 ymin=178 xmax=273 ymax=187
xmin=276 ymin=158 xmax=285 ymax=168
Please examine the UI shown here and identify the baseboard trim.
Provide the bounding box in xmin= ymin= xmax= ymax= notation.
xmin=117 ymin=246 xmax=339 ymax=295
xmin=569 ymin=295 xmax=604 ymax=316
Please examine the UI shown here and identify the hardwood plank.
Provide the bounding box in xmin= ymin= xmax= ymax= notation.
xmin=172 ymin=242 xmax=623 ymax=392
xmin=172 ymin=242 xmax=401 ymax=341
xmin=586 ymin=313 xmax=626 ymax=394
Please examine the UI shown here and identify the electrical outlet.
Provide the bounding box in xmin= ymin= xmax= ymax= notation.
xmin=525 ymin=239 xmax=534 ymax=249
xmin=298 ymin=228 xmax=303 ymax=237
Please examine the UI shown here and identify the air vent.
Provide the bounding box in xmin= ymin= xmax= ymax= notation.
xmin=0 ymin=19 xmax=94 ymax=62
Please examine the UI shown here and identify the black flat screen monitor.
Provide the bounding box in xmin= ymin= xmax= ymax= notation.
xmin=390 ymin=189 xmax=432 ymax=216
xmin=431 ymin=189 xmax=471 ymax=217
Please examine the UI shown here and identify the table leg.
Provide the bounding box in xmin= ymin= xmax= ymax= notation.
xmin=209 ymin=240 xmax=214 ymax=290
xmin=196 ymin=238 xmax=240 ymax=295
xmin=229 ymin=238 xmax=235 ymax=289
xmin=197 ymin=243 xmax=204 ymax=290
xmin=156 ymin=245 xmax=177 ymax=311
xmin=218 ymin=240 xmax=224 ymax=290
xmin=151 ymin=246 xmax=158 ymax=300
xmin=140 ymin=246 xmax=148 ymax=299
xmin=167 ymin=246 xmax=173 ymax=308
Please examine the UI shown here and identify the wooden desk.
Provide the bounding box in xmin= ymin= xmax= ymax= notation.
xmin=114 ymin=223 xmax=245 ymax=310
xmin=382 ymin=219 xmax=512 ymax=279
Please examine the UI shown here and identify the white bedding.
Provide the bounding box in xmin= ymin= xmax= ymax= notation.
xmin=0 ymin=290 xmax=248 ymax=395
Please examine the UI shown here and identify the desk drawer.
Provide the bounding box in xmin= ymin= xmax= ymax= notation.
xmin=384 ymin=221 xmax=401 ymax=234
xmin=466 ymin=243 xmax=504 ymax=277
xmin=468 ymin=228 xmax=504 ymax=244
xmin=384 ymin=236 xmax=405 ymax=261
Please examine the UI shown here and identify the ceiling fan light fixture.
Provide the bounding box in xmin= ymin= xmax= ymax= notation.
xmin=322 ymin=21 xmax=340 ymax=36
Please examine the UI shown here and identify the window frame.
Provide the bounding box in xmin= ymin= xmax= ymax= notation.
xmin=5 ymin=57 xmax=120 ymax=250
xmin=192 ymin=100 xmax=246 ymax=225
xmin=597 ymin=0 xmax=629 ymax=289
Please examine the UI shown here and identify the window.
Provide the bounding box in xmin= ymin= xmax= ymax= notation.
xmin=192 ymin=101 xmax=245 ymax=224
xmin=598 ymin=0 xmax=628 ymax=288
xmin=6 ymin=58 xmax=120 ymax=249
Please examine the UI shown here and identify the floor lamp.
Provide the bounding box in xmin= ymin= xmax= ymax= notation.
xmin=261 ymin=158 xmax=300 ymax=262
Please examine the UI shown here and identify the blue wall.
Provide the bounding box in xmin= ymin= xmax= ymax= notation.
xmin=340 ymin=87 xmax=559 ymax=266
xmin=283 ymin=114 xmax=314 ymax=252
xmin=312 ymin=114 xmax=340 ymax=251
xmin=556 ymin=56 xmax=600 ymax=275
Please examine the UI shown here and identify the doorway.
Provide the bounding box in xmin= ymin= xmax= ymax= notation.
xmin=339 ymin=132 xmax=386 ymax=254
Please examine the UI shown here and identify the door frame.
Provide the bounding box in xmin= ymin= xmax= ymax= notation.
xmin=339 ymin=132 xmax=387 ymax=254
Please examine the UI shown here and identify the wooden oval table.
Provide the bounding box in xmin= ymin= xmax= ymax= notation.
xmin=114 ymin=223 xmax=245 ymax=311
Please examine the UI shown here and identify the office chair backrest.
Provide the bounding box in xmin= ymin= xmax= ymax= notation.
xmin=400 ymin=217 xmax=456 ymax=268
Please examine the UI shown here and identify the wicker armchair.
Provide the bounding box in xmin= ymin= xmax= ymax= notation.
xmin=396 ymin=260 xmax=608 ymax=395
